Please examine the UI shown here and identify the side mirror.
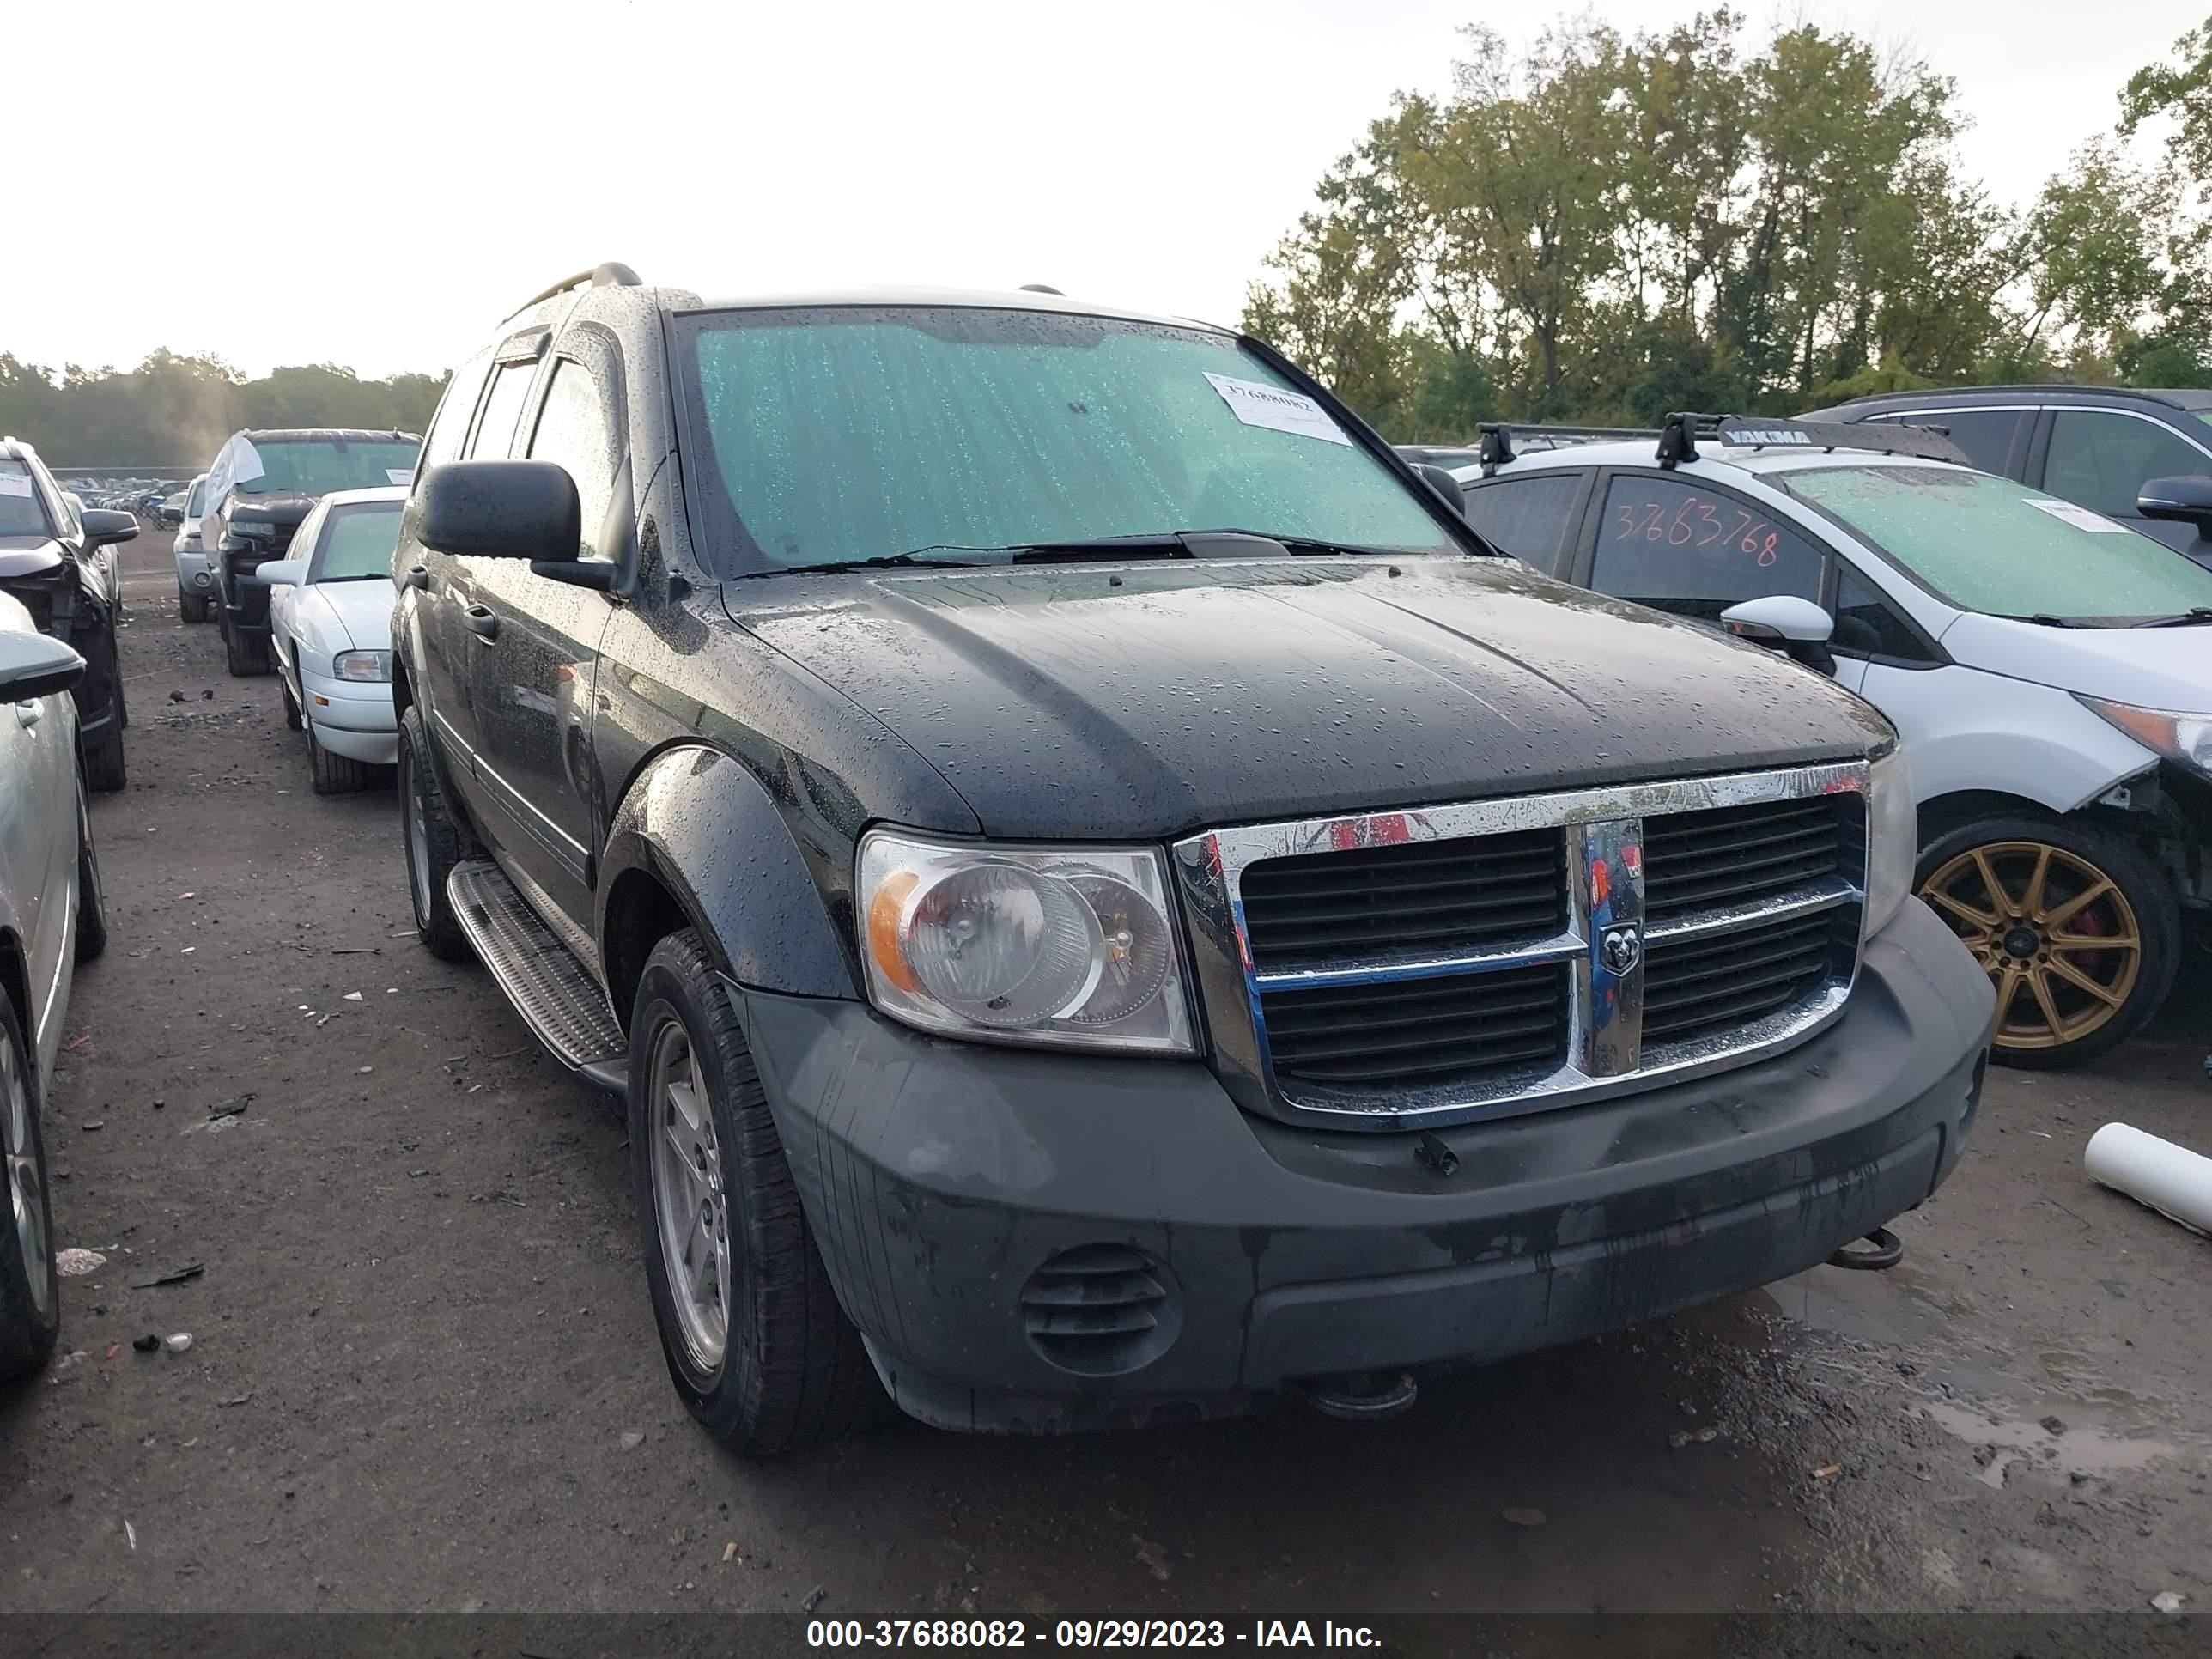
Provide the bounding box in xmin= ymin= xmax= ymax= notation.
xmin=253 ymin=559 xmax=308 ymax=587
xmin=1414 ymin=462 xmax=1466 ymax=514
xmin=80 ymin=508 xmax=139 ymax=547
xmin=414 ymin=460 xmax=581 ymax=563
xmin=1720 ymin=595 xmax=1837 ymax=674
xmin=0 ymin=630 xmax=87 ymax=702
xmin=2136 ymin=476 xmax=2212 ymax=534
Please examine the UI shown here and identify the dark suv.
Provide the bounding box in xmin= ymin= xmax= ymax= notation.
xmin=1809 ymin=386 xmax=2212 ymax=562
xmin=392 ymin=265 xmax=1995 ymax=1452
xmin=201 ymin=427 xmax=421 ymax=675
xmin=0 ymin=436 xmax=137 ymax=790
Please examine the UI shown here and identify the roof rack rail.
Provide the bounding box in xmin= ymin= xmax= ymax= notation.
xmin=502 ymin=262 xmax=644 ymax=323
xmin=1469 ymin=411 xmax=1967 ymax=471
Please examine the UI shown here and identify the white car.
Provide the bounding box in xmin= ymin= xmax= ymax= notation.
xmin=173 ymin=473 xmax=214 ymax=622
xmin=254 ymin=484 xmax=405 ymax=794
xmin=1453 ymin=414 xmax=2212 ymax=1069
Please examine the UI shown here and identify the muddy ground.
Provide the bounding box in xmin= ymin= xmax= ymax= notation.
xmin=1 ymin=531 xmax=2206 ymax=1625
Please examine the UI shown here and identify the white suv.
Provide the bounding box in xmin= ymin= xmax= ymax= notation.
xmin=1453 ymin=414 xmax=2212 ymax=1070
xmin=173 ymin=472 xmax=213 ymax=622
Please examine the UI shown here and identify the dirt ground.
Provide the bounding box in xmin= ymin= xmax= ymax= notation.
xmin=1 ymin=531 xmax=2207 ymax=1624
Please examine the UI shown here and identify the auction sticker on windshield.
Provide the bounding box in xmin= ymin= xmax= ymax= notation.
xmin=0 ymin=472 xmax=31 ymax=497
xmin=2026 ymin=498 xmax=2129 ymax=533
xmin=1203 ymin=372 xmax=1351 ymax=446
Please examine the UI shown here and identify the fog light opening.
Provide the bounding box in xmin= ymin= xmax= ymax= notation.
xmin=1296 ymin=1370 xmax=1419 ymax=1421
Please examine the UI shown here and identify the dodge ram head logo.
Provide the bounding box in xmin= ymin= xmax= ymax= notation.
xmin=1599 ymin=923 xmax=1644 ymax=975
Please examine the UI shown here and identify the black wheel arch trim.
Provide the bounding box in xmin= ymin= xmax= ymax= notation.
xmin=599 ymin=743 xmax=857 ymax=1004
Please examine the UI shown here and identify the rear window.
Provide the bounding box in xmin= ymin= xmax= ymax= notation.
xmin=1459 ymin=473 xmax=1583 ymax=573
xmin=311 ymin=501 xmax=404 ymax=581
xmin=0 ymin=459 xmax=51 ymax=538
xmin=231 ymin=438 xmax=421 ymax=496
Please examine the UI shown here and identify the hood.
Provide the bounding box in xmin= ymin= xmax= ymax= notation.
xmin=224 ymin=494 xmax=317 ymax=528
xmin=301 ymin=581 xmax=394 ymax=653
xmin=1942 ymin=611 xmax=2212 ymax=712
xmin=0 ymin=535 xmax=65 ymax=582
xmin=723 ymin=558 xmax=1892 ymax=839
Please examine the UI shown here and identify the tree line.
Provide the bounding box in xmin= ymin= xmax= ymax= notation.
xmin=0 ymin=350 xmax=447 ymax=473
xmin=1243 ymin=9 xmax=2212 ymax=441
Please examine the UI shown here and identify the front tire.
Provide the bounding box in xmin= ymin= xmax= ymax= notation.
xmin=629 ymin=929 xmax=882 ymax=1455
xmin=179 ymin=588 xmax=210 ymax=624
xmin=221 ymin=611 xmax=271 ymax=677
xmin=305 ymin=713 xmax=369 ymax=795
xmin=82 ymin=723 xmax=125 ymax=794
xmin=73 ymin=770 xmax=108 ymax=966
xmin=398 ymin=706 xmax=473 ymax=961
xmin=1917 ymin=815 xmax=2179 ymax=1069
xmin=0 ymin=993 xmax=61 ymax=1382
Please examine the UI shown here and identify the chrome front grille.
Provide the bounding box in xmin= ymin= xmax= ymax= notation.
xmin=1170 ymin=763 xmax=1869 ymax=1129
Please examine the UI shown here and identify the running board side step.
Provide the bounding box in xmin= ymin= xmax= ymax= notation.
xmin=447 ymin=860 xmax=628 ymax=1094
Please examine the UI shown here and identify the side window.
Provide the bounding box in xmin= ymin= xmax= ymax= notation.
xmin=526 ymin=360 xmax=618 ymax=561
xmin=1832 ymin=568 xmax=1935 ymax=664
xmin=467 ymin=360 xmax=538 ymax=460
xmin=1459 ymin=473 xmax=1583 ymax=574
xmin=2043 ymin=410 xmax=2212 ymax=520
xmin=1589 ymin=474 xmax=1825 ymax=623
xmin=1871 ymin=409 xmax=2023 ymax=476
xmin=420 ymin=349 xmax=494 ymax=472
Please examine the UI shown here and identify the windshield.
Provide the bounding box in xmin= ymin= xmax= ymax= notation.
xmin=312 ymin=501 xmax=404 ymax=581
xmin=1783 ymin=464 xmax=2212 ymax=620
xmin=678 ymin=307 xmax=1455 ymax=574
xmin=187 ymin=477 xmax=207 ymax=517
xmin=0 ymin=459 xmax=52 ymax=538
xmin=232 ymin=438 xmax=420 ymax=497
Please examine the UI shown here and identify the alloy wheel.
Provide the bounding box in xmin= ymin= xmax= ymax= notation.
xmin=1919 ymin=840 xmax=2142 ymax=1051
xmin=648 ymin=1019 xmax=731 ymax=1371
xmin=1 ymin=1036 xmax=50 ymax=1317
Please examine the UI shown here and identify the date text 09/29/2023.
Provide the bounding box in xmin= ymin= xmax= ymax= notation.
xmin=805 ymin=1620 xmax=1382 ymax=1649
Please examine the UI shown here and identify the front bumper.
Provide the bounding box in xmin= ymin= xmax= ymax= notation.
xmin=174 ymin=546 xmax=210 ymax=586
xmin=740 ymin=898 xmax=1995 ymax=1434
xmin=301 ymin=671 xmax=397 ymax=765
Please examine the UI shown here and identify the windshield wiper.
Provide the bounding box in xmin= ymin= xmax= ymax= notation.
xmin=1006 ymin=530 xmax=1419 ymax=564
xmin=2139 ymin=606 xmax=2212 ymax=627
xmin=742 ymin=550 xmax=986 ymax=578
xmin=2006 ymin=612 xmax=2094 ymax=628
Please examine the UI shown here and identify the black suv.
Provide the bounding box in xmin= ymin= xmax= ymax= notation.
xmin=392 ymin=266 xmax=1995 ymax=1452
xmin=201 ymin=427 xmax=420 ymax=675
xmin=0 ymin=436 xmax=137 ymax=790
xmin=1809 ymin=386 xmax=2212 ymax=562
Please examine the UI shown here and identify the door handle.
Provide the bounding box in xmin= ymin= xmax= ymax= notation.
xmin=463 ymin=605 xmax=500 ymax=642
xmin=406 ymin=564 xmax=430 ymax=591
xmin=13 ymin=700 xmax=40 ymax=728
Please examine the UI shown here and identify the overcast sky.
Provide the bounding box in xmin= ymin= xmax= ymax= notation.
xmin=7 ymin=0 xmax=2197 ymax=379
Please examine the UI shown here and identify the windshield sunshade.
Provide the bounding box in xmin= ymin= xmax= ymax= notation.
xmin=1784 ymin=465 xmax=2212 ymax=620
xmin=678 ymin=307 xmax=1454 ymax=574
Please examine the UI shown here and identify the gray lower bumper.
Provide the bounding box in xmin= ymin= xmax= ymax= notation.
xmin=740 ymin=898 xmax=1994 ymax=1433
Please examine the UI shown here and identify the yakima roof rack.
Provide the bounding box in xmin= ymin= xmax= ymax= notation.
xmin=502 ymin=262 xmax=644 ymax=323
xmin=1469 ymin=411 xmax=1967 ymax=473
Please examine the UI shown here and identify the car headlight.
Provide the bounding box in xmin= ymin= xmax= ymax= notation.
xmin=331 ymin=649 xmax=392 ymax=683
xmin=1862 ymin=747 xmax=1917 ymax=940
xmin=856 ymin=829 xmax=1196 ymax=1054
xmin=2079 ymin=696 xmax=2212 ymax=779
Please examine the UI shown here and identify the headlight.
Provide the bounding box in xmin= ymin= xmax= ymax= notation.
xmin=857 ymin=829 xmax=1196 ymax=1054
xmin=2079 ymin=696 xmax=2212 ymax=779
xmin=1862 ymin=748 xmax=1917 ymax=940
xmin=331 ymin=649 xmax=392 ymax=683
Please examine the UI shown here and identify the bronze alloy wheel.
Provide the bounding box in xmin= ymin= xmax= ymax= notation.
xmin=1918 ymin=840 xmax=2142 ymax=1053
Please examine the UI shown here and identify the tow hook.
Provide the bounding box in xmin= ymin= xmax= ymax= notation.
xmin=1297 ymin=1370 xmax=1419 ymax=1420
xmin=1826 ymin=1226 xmax=1903 ymax=1271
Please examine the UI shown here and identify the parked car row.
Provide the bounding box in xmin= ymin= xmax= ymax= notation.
xmin=1443 ymin=410 xmax=2212 ymax=1070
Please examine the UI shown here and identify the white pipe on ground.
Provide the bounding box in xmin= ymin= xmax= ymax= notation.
xmin=2084 ymin=1123 xmax=2212 ymax=1238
